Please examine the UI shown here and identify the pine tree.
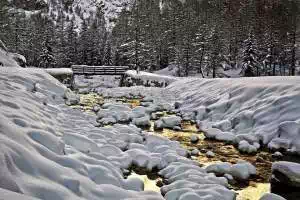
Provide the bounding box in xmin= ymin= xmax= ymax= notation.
xmin=38 ymin=41 xmax=56 ymax=68
xmin=242 ymin=32 xmax=260 ymax=77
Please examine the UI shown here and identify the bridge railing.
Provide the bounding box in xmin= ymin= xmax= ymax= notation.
xmin=71 ymin=65 xmax=129 ymax=75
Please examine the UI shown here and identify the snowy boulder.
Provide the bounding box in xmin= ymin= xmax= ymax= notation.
xmin=190 ymin=135 xmax=199 ymax=143
xmin=206 ymin=151 xmax=215 ymax=158
xmin=196 ymin=121 xmax=212 ymax=132
xmin=154 ymin=120 xmax=164 ymax=131
xmin=205 ymin=162 xmax=231 ymax=176
xmin=235 ymin=134 xmax=260 ymax=144
xmin=215 ymin=132 xmax=236 ymax=143
xmin=191 ymin=149 xmax=200 ymax=156
xmin=230 ymin=161 xmax=256 ymax=181
xmin=132 ymin=116 xmax=151 ymax=128
xmin=141 ymin=96 xmax=154 ymax=103
xmin=123 ymin=177 xmax=144 ymax=191
xmin=195 ymin=106 xmax=207 ymax=121
xmin=78 ymin=88 xmax=90 ymax=94
xmin=161 ymin=116 xmax=182 ymax=128
xmin=238 ymin=140 xmax=258 ymax=154
xmin=203 ymin=128 xmax=222 ymax=139
xmin=64 ymin=89 xmax=80 ymax=105
xmin=130 ymin=106 xmax=147 ymax=119
xmin=182 ymin=112 xmax=196 ymax=121
xmin=174 ymin=101 xmax=183 ymax=109
xmin=272 ymin=151 xmax=283 ymax=159
xmin=150 ymin=112 xmax=164 ymax=120
xmin=268 ymin=138 xmax=291 ymax=151
xmin=259 ymin=193 xmax=287 ymax=200
xmin=271 ymin=162 xmax=300 ymax=188
xmin=212 ymin=120 xmax=232 ymax=132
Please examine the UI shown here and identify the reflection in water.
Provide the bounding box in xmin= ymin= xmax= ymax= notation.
xmin=127 ymin=172 xmax=161 ymax=193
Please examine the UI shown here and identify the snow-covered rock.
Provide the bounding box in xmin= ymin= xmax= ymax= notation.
xmin=230 ymin=161 xmax=256 ymax=181
xmin=190 ymin=135 xmax=199 ymax=143
xmin=167 ymin=77 xmax=300 ymax=154
xmin=206 ymin=151 xmax=215 ymax=158
xmin=238 ymin=140 xmax=258 ymax=154
xmin=161 ymin=116 xmax=182 ymax=128
xmin=132 ymin=116 xmax=151 ymax=127
xmin=259 ymin=193 xmax=287 ymax=200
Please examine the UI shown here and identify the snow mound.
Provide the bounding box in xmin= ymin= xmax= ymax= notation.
xmin=167 ymin=77 xmax=300 ymax=154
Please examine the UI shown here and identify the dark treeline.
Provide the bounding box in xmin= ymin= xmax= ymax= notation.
xmin=1 ymin=0 xmax=300 ymax=77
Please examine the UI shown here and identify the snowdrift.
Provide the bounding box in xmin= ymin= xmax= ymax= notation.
xmin=0 ymin=68 xmax=235 ymax=200
xmin=0 ymin=48 xmax=21 ymax=67
xmin=124 ymin=70 xmax=179 ymax=87
xmin=167 ymin=77 xmax=300 ymax=154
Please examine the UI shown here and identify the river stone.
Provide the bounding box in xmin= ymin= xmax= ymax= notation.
xmin=271 ymin=161 xmax=300 ymax=200
xmin=206 ymin=151 xmax=215 ymax=158
xmin=190 ymin=135 xmax=199 ymax=143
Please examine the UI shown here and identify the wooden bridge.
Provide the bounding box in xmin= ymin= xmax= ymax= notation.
xmin=72 ymin=65 xmax=129 ymax=76
xmin=70 ymin=65 xmax=129 ymax=88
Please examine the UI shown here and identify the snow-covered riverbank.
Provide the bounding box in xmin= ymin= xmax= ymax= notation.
xmin=1 ymin=67 xmax=300 ymax=200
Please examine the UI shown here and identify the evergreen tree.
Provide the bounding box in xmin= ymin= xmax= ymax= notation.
xmin=242 ymin=32 xmax=260 ymax=77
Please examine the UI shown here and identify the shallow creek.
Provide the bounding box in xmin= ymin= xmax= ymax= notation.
xmin=72 ymin=93 xmax=286 ymax=200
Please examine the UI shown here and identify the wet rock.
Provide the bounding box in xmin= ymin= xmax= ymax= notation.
xmin=191 ymin=148 xmax=200 ymax=156
xmin=190 ymin=135 xmax=199 ymax=143
xmin=156 ymin=179 xmax=164 ymax=187
xmin=271 ymin=161 xmax=300 ymax=200
xmin=206 ymin=151 xmax=215 ymax=158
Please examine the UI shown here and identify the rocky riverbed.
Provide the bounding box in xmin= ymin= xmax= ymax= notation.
xmin=68 ymin=92 xmax=300 ymax=200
